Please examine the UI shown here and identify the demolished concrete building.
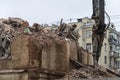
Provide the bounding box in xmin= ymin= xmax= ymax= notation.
xmin=0 ymin=17 xmax=79 ymax=80
xmin=0 ymin=17 xmax=119 ymax=80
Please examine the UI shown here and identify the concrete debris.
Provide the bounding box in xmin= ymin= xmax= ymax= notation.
xmin=32 ymin=23 xmax=43 ymax=32
xmin=0 ymin=17 xmax=29 ymax=59
xmin=62 ymin=47 xmax=120 ymax=79
xmin=2 ymin=17 xmax=29 ymax=27
xmin=0 ymin=17 xmax=119 ymax=80
xmin=57 ymin=19 xmax=79 ymax=41
xmin=0 ymin=17 xmax=79 ymax=60
xmin=62 ymin=66 xmax=118 ymax=80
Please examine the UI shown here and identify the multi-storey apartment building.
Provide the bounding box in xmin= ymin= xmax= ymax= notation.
xmin=68 ymin=17 xmax=120 ymax=69
xmin=108 ymin=23 xmax=120 ymax=69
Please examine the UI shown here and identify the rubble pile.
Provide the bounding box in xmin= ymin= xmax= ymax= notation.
xmin=2 ymin=17 xmax=29 ymax=28
xmin=62 ymin=66 xmax=118 ymax=80
xmin=0 ymin=17 xmax=79 ymax=59
xmin=0 ymin=17 xmax=119 ymax=79
xmin=57 ymin=19 xmax=79 ymax=41
xmin=26 ymin=28 xmax=66 ymax=50
xmin=0 ymin=17 xmax=30 ymax=59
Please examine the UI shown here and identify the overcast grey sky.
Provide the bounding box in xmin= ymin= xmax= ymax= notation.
xmin=0 ymin=0 xmax=120 ymax=30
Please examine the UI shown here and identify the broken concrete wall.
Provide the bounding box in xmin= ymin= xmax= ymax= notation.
xmin=66 ymin=40 xmax=78 ymax=71
xmin=28 ymin=69 xmax=65 ymax=80
xmin=0 ymin=33 xmax=78 ymax=79
xmin=78 ymin=47 xmax=93 ymax=66
xmin=0 ymin=17 xmax=29 ymax=60
xmin=0 ymin=17 xmax=79 ymax=80
xmin=0 ymin=34 xmax=29 ymax=69
xmin=40 ymin=37 xmax=68 ymax=72
xmin=0 ymin=70 xmax=64 ymax=80
xmin=0 ymin=72 xmax=28 ymax=80
xmin=28 ymin=34 xmax=77 ymax=72
xmin=0 ymin=27 xmax=77 ymax=80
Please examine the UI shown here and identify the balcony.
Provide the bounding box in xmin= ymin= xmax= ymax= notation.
xmin=110 ymin=52 xmax=119 ymax=58
xmin=118 ymin=42 xmax=120 ymax=46
xmin=109 ymin=38 xmax=118 ymax=46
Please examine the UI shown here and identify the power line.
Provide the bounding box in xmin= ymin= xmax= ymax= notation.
xmin=110 ymin=15 xmax=120 ymax=17
xmin=47 ymin=16 xmax=120 ymax=26
xmin=110 ymin=17 xmax=120 ymax=19
xmin=47 ymin=18 xmax=79 ymax=25
xmin=111 ymin=21 xmax=120 ymax=24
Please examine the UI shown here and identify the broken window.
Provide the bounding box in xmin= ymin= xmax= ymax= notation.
xmin=86 ymin=30 xmax=92 ymax=38
xmin=86 ymin=43 xmax=91 ymax=51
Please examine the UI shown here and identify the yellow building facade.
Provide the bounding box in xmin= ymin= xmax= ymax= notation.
xmin=69 ymin=17 xmax=120 ymax=69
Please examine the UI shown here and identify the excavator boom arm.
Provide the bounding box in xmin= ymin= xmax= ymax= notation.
xmin=92 ymin=0 xmax=106 ymax=65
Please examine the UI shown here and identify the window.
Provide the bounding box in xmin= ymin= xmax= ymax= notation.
xmin=115 ymin=45 xmax=117 ymax=53
xmin=110 ymin=45 xmax=117 ymax=52
xmin=109 ymin=57 xmax=112 ymax=67
xmin=104 ymin=32 xmax=107 ymax=38
xmin=86 ymin=43 xmax=91 ymax=51
xmin=114 ymin=34 xmax=117 ymax=40
xmin=77 ymin=19 xmax=82 ymax=22
xmin=104 ymin=43 xmax=107 ymax=52
xmin=111 ymin=24 xmax=114 ymax=28
xmin=109 ymin=32 xmax=113 ymax=39
xmin=104 ymin=56 xmax=107 ymax=64
xmin=86 ymin=30 xmax=92 ymax=38
xmin=113 ymin=45 xmax=115 ymax=52
xmin=84 ymin=23 xmax=93 ymax=27
xmin=110 ymin=46 xmax=113 ymax=51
